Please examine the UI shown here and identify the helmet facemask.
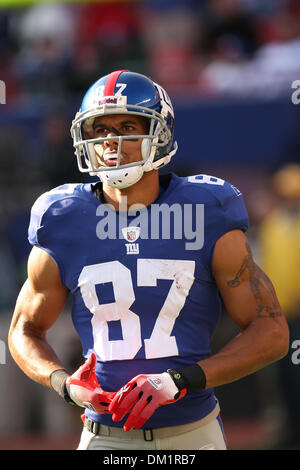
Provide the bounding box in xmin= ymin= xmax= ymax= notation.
xmin=71 ymin=101 xmax=177 ymax=189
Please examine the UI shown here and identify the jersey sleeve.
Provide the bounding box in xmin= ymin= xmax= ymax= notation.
xmin=28 ymin=192 xmax=51 ymax=247
xmin=184 ymin=175 xmax=249 ymax=273
xmin=204 ymin=180 xmax=249 ymax=269
xmin=28 ymin=185 xmax=79 ymax=285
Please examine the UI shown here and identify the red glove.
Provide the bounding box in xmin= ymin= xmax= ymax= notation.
xmin=66 ymin=353 xmax=116 ymax=414
xmin=108 ymin=372 xmax=187 ymax=431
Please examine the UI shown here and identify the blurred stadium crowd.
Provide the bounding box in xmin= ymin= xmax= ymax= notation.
xmin=1 ymin=0 xmax=300 ymax=100
xmin=0 ymin=0 xmax=300 ymax=450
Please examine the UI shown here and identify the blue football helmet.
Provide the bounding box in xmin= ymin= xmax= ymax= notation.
xmin=71 ymin=70 xmax=178 ymax=188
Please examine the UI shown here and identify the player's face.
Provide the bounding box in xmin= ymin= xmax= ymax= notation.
xmin=88 ymin=114 xmax=149 ymax=168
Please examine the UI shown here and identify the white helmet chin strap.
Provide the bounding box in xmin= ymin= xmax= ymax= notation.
xmin=98 ymin=165 xmax=144 ymax=189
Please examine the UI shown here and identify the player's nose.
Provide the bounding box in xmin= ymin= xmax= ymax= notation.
xmin=104 ymin=127 xmax=120 ymax=148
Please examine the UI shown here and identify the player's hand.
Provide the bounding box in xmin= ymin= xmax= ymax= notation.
xmin=108 ymin=372 xmax=187 ymax=431
xmin=66 ymin=353 xmax=116 ymax=414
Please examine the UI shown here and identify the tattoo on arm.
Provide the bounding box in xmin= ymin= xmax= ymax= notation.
xmin=227 ymin=242 xmax=283 ymax=319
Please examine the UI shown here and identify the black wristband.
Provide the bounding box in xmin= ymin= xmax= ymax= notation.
xmin=167 ymin=363 xmax=206 ymax=394
xmin=167 ymin=369 xmax=187 ymax=392
xmin=49 ymin=369 xmax=76 ymax=405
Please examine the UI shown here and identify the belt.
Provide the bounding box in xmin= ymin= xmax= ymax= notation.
xmin=84 ymin=402 xmax=220 ymax=442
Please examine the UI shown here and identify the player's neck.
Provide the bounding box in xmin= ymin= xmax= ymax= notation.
xmin=102 ymin=170 xmax=160 ymax=211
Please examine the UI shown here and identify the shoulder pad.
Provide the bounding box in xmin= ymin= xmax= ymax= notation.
xmin=31 ymin=183 xmax=81 ymax=213
xmin=186 ymin=174 xmax=243 ymax=206
xmin=28 ymin=183 xmax=81 ymax=246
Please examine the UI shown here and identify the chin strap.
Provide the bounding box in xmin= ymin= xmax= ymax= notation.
xmin=98 ymin=165 xmax=144 ymax=189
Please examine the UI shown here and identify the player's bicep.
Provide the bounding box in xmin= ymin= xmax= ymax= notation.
xmin=11 ymin=247 xmax=69 ymax=335
xmin=212 ymin=229 xmax=284 ymax=330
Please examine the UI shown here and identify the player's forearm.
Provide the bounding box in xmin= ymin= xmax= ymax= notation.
xmin=8 ymin=320 xmax=66 ymax=387
xmin=197 ymin=318 xmax=289 ymax=389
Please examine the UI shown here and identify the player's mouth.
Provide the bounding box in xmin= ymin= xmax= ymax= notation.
xmin=102 ymin=152 xmax=126 ymax=167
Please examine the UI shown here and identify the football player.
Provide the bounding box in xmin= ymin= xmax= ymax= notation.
xmin=8 ymin=70 xmax=289 ymax=450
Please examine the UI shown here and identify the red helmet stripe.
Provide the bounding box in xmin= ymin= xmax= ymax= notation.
xmin=104 ymin=70 xmax=127 ymax=96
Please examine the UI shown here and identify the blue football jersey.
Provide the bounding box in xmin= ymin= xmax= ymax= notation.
xmin=28 ymin=173 xmax=249 ymax=428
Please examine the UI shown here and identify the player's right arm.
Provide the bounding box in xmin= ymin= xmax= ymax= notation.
xmin=8 ymin=246 xmax=116 ymax=411
xmin=8 ymin=246 xmax=69 ymax=388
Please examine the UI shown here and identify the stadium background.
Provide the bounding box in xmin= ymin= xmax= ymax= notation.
xmin=0 ymin=0 xmax=300 ymax=450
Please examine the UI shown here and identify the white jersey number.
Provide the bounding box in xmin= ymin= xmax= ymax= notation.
xmin=78 ymin=259 xmax=195 ymax=361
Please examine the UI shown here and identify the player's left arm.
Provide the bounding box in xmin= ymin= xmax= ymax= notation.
xmin=198 ymin=228 xmax=289 ymax=388
xmin=109 ymin=229 xmax=289 ymax=430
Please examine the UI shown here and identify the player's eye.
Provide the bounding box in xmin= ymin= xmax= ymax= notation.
xmin=121 ymin=125 xmax=135 ymax=134
xmin=94 ymin=127 xmax=109 ymax=137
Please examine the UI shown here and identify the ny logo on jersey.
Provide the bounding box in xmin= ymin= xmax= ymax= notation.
xmin=125 ymin=243 xmax=139 ymax=255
